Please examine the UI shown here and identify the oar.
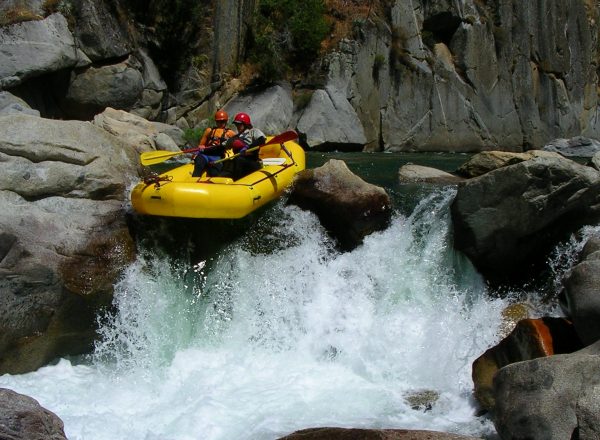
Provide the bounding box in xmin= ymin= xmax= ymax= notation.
xmin=211 ymin=130 xmax=298 ymax=165
xmin=140 ymin=146 xmax=204 ymax=166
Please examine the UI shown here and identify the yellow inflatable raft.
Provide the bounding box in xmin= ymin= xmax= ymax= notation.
xmin=130 ymin=139 xmax=305 ymax=219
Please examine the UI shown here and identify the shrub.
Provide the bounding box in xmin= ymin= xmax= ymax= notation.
xmin=373 ymin=53 xmax=385 ymax=80
xmin=248 ymin=0 xmax=329 ymax=82
xmin=183 ymin=126 xmax=205 ymax=147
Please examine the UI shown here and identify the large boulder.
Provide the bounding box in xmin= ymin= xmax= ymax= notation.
xmin=0 ymin=114 xmax=138 ymax=374
xmin=92 ymin=107 xmax=181 ymax=154
xmin=63 ymin=58 xmax=144 ymax=119
xmin=288 ymin=159 xmax=391 ymax=250
xmin=0 ymin=388 xmax=67 ymax=440
xmin=472 ymin=317 xmax=582 ymax=412
xmin=492 ymin=341 xmax=600 ymax=440
xmin=543 ymin=136 xmax=600 ymax=158
xmin=562 ymin=234 xmax=600 ymax=345
xmin=456 ymin=150 xmax=564 ymax=178
xmin=451 ymin=156 xmax=600 ymax=283
xmin=0 ymin=13 xmax=81 ymax=88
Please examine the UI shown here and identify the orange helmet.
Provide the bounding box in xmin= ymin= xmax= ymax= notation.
xmin=214 ymin=110 xmax=228 ymax=122
xmin=233 ymin=112 xmax=252 ymax=127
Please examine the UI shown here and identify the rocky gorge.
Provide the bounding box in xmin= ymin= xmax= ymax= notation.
xmin=1 ymin=0 xmax=600 ymax=439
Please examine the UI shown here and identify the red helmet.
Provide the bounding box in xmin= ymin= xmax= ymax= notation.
xmin=233 ymin=112 xmax=252 ymax=127
xmin=214 ymin=110 xmax=228 ymax=122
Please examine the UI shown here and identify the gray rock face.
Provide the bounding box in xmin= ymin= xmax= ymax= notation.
xmin=451 ymin=156 xmax=600 ymax=282
xmin=0 ymin=13 xmax=79 ymax=88
xmin=224 ymin=82 xmax=294 ymax=135
xmin=297 ymin=86 xmax=367 ymax=150
xmin=0 ymin=115 xmax=138 ymax=374
xmin=493 ymin=349 xmax=600 ymax=440
xmin=0 ymin=388 xmax=67 ymax=440
xmin=314 ymin=0 xmax=600 ymax=151
xmin=592 ymin=151 xmax=600 ymax=171
xmin=72 ymin=0 xmax=131 ymax=61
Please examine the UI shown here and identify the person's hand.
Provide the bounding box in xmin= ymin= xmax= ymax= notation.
xmin=231 ymin=139 xmax=246 ymax=152
xmin=197 ymin=144 xmax=206 ymax=152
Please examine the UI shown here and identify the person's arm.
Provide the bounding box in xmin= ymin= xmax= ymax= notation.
xmin=198 ymin=128 xmax=211 ymax=148
xmin=248 ymin=128 xmax=266 ymax=147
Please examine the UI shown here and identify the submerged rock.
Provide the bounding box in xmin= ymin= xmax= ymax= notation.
xmin=277 ymin=427 xmax=482 ymax=439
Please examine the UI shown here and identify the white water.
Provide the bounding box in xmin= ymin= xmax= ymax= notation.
xmin=1 ymin=189 xmax=511 ymax=439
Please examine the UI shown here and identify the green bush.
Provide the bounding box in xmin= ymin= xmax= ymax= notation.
xmin=249 ymin=0 xmax=329 ymax=82
xmin=183 ymin=126 xmax=206 ymax=147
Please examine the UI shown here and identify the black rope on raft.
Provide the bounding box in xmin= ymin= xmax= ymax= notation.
xmin=142 ymin=171 xmax=173 ymax=188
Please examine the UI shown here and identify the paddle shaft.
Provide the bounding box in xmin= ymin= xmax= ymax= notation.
xmin=211 ymin=130 xmax=298 ymax=164
xmin=140 ymin=146 xmax=203 ymax=166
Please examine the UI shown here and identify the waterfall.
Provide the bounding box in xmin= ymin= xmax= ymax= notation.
xmin=0 ymin=187 xmax=523 ymax=440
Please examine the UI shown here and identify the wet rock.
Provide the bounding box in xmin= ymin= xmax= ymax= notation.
xmin=277 ymin=427 xmax=482 ymax=440
xmin=498 ymin=303 xmax=531 ymax=338
xmin=492 ymin=342 xmax=600 ymax=440
xmin=398 ymin=164 xmax=464 ymax=184
xmin=451 ymin=156 xmax=600 ymax=283
xmin=472 ymin=317 xmax=582 ymax=412
xmin=288 ymin=159 xmax=391 ymax=250
xmin=404 ymin=389 xmax=440 ymax=411
xmin=0 ymin=388 xmax=67 ymax=440
xmin=562 ymin=234 xmax=600 ymax=345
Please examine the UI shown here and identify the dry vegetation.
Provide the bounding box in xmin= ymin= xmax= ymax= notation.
xmin=322 ymin=0 xmax=374 ymax=50
xmin=0 ymin=5 xmax=43 ymax=27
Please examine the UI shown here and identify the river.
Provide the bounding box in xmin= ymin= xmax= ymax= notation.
xmin=0 ymin=152 xmax=581 ymax=440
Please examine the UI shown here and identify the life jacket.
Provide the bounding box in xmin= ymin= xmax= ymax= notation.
xmin=206 ymin=127 xmax=229 ymax=147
